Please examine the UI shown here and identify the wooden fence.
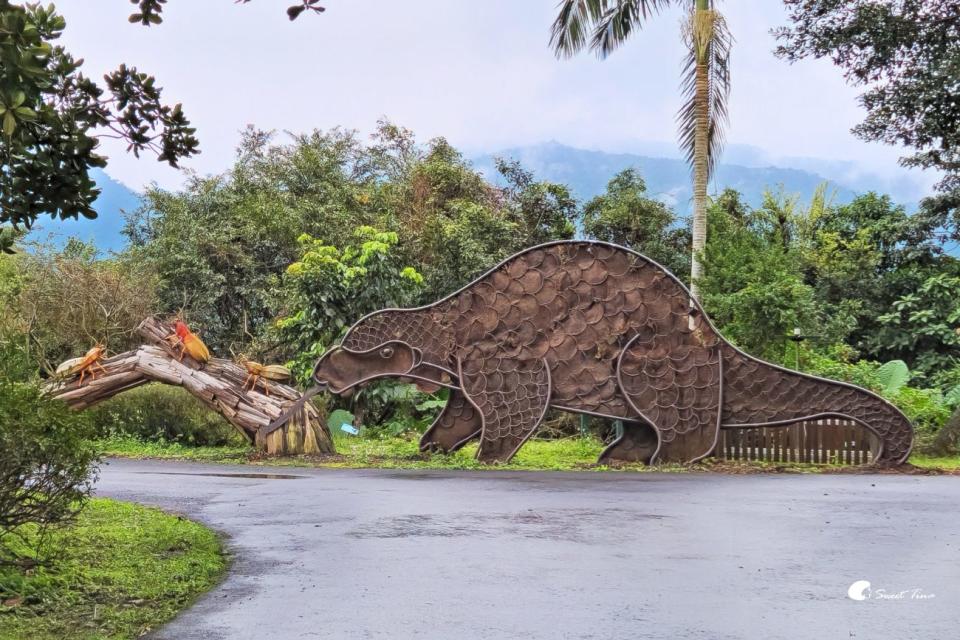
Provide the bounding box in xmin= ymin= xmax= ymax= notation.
xmin=714 ymin=418 xmax=879 ymax=464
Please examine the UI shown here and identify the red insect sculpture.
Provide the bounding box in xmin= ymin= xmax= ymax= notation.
xmin=167 ymin=319 xmax=211 ymax=363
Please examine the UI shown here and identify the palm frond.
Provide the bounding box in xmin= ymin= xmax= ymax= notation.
xmin=550 ymin=0 xmax=674 ymax=59
xmin=677 ymin=8 xmax=732 ymax=177
xmin=550 ymin=0 xmax=607 ymax=58
xmin=590 ymin=0 xmax=674 ymax=58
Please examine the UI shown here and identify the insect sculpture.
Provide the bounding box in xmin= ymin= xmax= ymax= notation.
xmin=238 ymin=356 xmax=292 ymax=396
xmin=300 ymin=241 xmax=913 ymax=466
xmin=166 ymin=319 xmax=211 ymax=363
xmin=55 ymin=344 xmax=107 ymax=386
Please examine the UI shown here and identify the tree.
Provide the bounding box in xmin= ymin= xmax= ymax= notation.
xmin=797 ymin=191 xmax=956 ymax=368
xmin=129 ymin=0 xmax=326 ymax=24
xmin=775 ymin=1 xmax=960 ymax=194
xmin=0 ymin=2 xmax=197 ymax=230
xmin=582 ymin=168 xmax=691 ymax=277
xmin=698 ymin=188 xmax=826 ymax=362
xmin=1 ymin=239 xmax=158 ymax=376
xmin=550 ymin=0 xmax=732 ymax=297
xmin=875 ymin=273 xmax=960 ymax=381
xmin=272 ymin=226 xmax=424 ymax=380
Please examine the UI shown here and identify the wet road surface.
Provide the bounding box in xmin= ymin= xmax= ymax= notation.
xmin=95 ymin=458 xmax=960 ymax=639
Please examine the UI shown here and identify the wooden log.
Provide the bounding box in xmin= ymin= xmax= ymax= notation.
xmin=44 ymin=317 xmax=335 ymax=456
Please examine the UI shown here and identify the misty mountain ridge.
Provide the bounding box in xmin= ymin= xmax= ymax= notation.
xmin=473 ymin=142 xmax=922 ymax=215
xmin=29 ymin=142 xmax=924 ymax=251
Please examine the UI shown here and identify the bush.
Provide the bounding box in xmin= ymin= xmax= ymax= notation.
xmin=88 ymin=384 xmax=243 ymax=446
xmin=0 ymin=382 xmax=99 ymax=543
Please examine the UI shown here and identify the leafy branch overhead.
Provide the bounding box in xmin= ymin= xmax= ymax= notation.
xmin=129 ymin=0 xmax=326 ymax=24
xmin=0 ymin=3 xmax=198 ymax=228
xmin=775 ymin=0 xmax=960 ymax=194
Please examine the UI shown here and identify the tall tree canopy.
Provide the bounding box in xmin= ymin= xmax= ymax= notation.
xmin=776 ymin=1 xmax=960 ymax=193
xmin=0 ymin=1 xmax=197 ymax=231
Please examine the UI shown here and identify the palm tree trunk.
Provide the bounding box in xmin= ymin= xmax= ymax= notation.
xmin=689 ymin=0 xmax=710 ymax=300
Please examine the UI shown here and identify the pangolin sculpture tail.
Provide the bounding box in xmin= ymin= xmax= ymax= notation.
xmin=307 ymin=241 xmax=913 ymax=465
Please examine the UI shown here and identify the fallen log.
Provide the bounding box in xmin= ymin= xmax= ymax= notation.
xmin=45 ymin=317 xmax=335 ymax=456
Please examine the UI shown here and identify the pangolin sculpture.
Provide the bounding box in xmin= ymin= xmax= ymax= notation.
xmin=311 ymin=241 xmax=914 ymax=465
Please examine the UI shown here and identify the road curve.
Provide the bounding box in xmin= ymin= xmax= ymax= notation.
xmin=95 ymin=458 xmax=959 ymax=640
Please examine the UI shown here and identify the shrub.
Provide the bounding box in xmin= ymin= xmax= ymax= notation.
xmin=0 ymin=382 xmax=99 ymax=543
xmin=88 ymin=384 xmax=244 ymax=446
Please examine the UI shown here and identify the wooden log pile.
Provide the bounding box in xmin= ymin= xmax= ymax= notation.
xmin=45 ymin=317 xmax=335 ymax=456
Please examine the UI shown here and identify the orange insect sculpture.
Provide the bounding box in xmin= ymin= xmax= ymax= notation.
xmin=238 ymin=356 xmax=291 ymax=396
xmin=167 ymin=319 xmax=211 ymax=363
xmin=55 ymin=344 xmax=107 ymax=386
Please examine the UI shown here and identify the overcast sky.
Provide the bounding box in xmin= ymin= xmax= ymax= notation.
xmin=54 ymin=0 xmax=936 ymax=196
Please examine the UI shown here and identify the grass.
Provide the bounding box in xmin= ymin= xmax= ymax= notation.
xmin=98 ymin=436 xmax=251 ymax=463
xmin=96 ymin=433 xmax=960 ymax=474
xmin=0 ymin=498 xmax=227 ymax=640
xmin=908 ymin=455 xmax=960 ymax=470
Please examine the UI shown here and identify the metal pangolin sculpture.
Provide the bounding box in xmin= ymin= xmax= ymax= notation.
xmin=308 ymin=241 xmax=913 ymax=465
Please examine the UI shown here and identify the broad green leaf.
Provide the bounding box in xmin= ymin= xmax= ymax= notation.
xmin=946 ymin=385 xmax=960 ymax=408
xmin=876 ymin=360 xmax=910 ymax=394
xmin=3 ymin=111 xmax=15 ymax=136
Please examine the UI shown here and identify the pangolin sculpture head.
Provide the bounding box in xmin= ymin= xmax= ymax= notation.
xmin=312 ymin=309 xmax=454 ymax=393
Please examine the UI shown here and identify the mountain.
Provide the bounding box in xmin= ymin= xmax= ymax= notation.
xmin=472 ymin=142 xmax=913 ymax=213
xmin=26 ymin=169 xmax=140 ymax=253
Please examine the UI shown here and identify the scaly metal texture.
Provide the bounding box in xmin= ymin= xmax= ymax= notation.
xmin=311 ymin=241 xmax=914 ymax=465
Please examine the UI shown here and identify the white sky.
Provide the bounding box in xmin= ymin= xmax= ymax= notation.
xmin=54 ymin=0 xmax=937 ymax=195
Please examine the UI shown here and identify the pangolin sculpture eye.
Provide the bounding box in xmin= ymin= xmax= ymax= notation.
xmin=379 ymin=346 xmax=394 ymax=358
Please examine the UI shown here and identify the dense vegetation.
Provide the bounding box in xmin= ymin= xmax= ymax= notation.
xmin=2 ymin=121 xmax=959 ymax=457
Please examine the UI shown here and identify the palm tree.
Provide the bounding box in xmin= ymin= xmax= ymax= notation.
xmin=550 ymin=0 xmax=732 ymax=298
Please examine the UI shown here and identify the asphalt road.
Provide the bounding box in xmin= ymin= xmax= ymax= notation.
xmin=95 ymin=459 xmax=959 ymax=640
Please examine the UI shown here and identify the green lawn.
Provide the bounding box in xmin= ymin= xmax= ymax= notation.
xmin=96 ymin=434 xmax=960 ymax=473
xmin=909 ymin=455 xmax=960 ymax=470
xmin=0 ymin=499 xmax=227 ymax=640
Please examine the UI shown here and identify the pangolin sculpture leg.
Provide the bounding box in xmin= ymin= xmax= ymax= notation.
xmin=598 ymin=421 xmax=659 ymax=464
xmin=458 ymin=348 xmax=551 ymax=464
xmin=419 ymin=389 xmax=482 ymax=453
xmin=615 ymin=309 xmax=723 ymax=464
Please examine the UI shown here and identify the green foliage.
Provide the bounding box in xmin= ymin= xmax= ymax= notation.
xmin=800 ymin=191 xmax=954 ymax=368
xmin=87 ymin=384 xmax=243 ymax=446
xmin=0 ymin=1 xmax=196 ymax=229
xmin=876 ymin=273 xmax=960 ymax=380
xmin=351 ymin=383 xmax=441 ymax=438
xmin=0 ymin=382 xmax=98 ymax=538
xmin=0 ymin=239 xmax=157 ymax=376
xmin=876 ymin=360 xmax=910 ymax=395
xmin=582 ymin=168 xmax=691 ymax=277
xmin=273 ymin=226 xmax=424 ymax=380
xmin=777 ymin=1 xmax=960 ymax=194
xmin=0 ymin=498 xmax=226 ymax=640
xmin=127 ymin=124 xmax=574 ymax=352
xmin=698 ymin=189 xmax=825 ymax=361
